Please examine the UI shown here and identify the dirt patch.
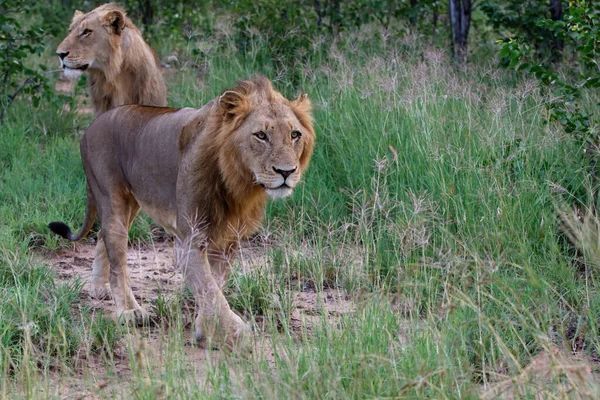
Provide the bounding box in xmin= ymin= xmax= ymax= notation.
xmin=45 ymin=241 xmax=356 ymax=397
xmin=481 ymin=346 xmax=600 ymax=399
xmin=49 ymin=241 xmax=181 ymax=314
xmin=47 ymin=241 xmax=355 ymax=324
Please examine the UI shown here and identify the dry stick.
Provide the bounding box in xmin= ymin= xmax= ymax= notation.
xmin=0 ymin=69 xmax=65 ymax=123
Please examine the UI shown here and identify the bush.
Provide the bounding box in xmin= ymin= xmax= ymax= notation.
xmin=0 ymin=1 xmax=65 ymax=122
xmin=482 ymin=0 xmax=565 ymax=62
xmin=499 ymin=1 xmax=599 ymax=144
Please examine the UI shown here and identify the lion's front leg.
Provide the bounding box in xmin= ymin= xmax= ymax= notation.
xmin=207 ymin=248 xmax=234 ymax=290
xmin=180 ymin=246 xmax=249 ymax=351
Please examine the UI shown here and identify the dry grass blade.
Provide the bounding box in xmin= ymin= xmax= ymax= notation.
xmin=557 ymin=204 xmax=600 ymax=269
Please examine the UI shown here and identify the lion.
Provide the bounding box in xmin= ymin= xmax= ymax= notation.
xmin=48 ymin=76 xmax=315 ymax=350
xmin=56 ymin=3 xmax=167 ymax=115
xmin=56 ymin=3 xmax=168 ymax=301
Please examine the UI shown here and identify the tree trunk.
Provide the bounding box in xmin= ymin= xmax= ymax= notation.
xmin=550 ymin=0 xmax=562 ymax=21
xmin=449 ymin=0 xmax=471 ymax=65
xmin=138 ymin=0 xmax=155 ymax=32
xmin=314 ymin=0 xmax=323 ymax=27
xmin=432 ymin=7 xmax=438 ymax=45
xmin=409 ymin=0 xmax=418 ymax=27
xmin=330 ymin=0 xmax=341 ymax=34
xmin=549 ymin=0 xmax=564 ymax=61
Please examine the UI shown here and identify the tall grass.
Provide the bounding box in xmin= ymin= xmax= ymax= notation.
xmin=1 ymin=24 xmax=599 ymax=398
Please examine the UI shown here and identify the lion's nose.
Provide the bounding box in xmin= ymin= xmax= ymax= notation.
xmin=56 ymin=51 xmax=69 ymax=60
xmin=273 ymin=166 xmax=297 ymax=179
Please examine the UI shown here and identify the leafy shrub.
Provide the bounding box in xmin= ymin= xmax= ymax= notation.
xmin=499 ymin=1 xmax=599 ymax=142
xmin=0 ymin=0 xmax=65 ymax=123
xmin=482 ymin=0 xmax=565 ymax=62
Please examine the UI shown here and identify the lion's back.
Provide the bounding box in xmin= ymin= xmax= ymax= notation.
xmin=83 ymin=105 xmax=198 ymax=151
xmin=80 ymin=106 xmax=201 ymax=210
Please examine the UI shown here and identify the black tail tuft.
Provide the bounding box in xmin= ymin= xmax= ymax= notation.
xmin=48 ymin=221 xmax=74 ymax=241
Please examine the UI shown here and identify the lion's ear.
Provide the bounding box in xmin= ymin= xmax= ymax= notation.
xmin=291 ymin=93 xmax=312 ymax=114
xmin=72 ymin=10 xmax=84 ymax=21
xmin=103 ymin=10 xmax=126 ymax=35
xmin=219 ymin=90 xmax=249 ymax=120
xmin=290 ymin=92 xmax=314 ymax=136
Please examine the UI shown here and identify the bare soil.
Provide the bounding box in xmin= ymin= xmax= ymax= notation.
xmin=480 ymin=346 xmax=600 ymax=399
xmin=45 ymin=241 xmax=355 ymax=398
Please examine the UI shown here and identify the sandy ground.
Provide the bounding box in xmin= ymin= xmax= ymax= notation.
xmin=45 ymin=240 xmax=356 ymax=398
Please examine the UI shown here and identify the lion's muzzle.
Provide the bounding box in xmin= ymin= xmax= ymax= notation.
xmin=273 ymin=166 xmax=297 ymax=180
xmin=56 ymin=51 xmax=90 ymax=72
xmin=56 ymin=50 xmax=69 ymax=60
xmin=259 ymin=167 xmax=300 ymax=199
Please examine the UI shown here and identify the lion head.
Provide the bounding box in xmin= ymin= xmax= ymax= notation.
xmin=55 ymin=3 xmax=167 ymax=115
xmin=213 ymin=76 xmax=315 ymax=200
xmin=56 ymin=4 xmax=132 ymax=80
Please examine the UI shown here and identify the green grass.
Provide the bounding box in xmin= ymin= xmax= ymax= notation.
xmin=1 ymin=27 xmax=600 ymax=398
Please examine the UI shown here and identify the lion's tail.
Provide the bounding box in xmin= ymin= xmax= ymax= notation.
xmin=48 ymin=185 xmax=97 ymax=242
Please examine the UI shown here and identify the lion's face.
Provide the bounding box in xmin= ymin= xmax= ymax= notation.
xmin=56 ymin=7 xmax=126 ymax=79
xmin=218 ymin=80 xmax=315 ymax=200
xmin=241 ymin=102 xmax=309 ymax=199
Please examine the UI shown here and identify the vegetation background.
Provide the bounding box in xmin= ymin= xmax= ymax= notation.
xmin=1 ymin=0 xmax=600 ymax=398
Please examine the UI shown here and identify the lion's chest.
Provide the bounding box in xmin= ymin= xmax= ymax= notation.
xmin=136 ymin=199 xmax=178 ymax=236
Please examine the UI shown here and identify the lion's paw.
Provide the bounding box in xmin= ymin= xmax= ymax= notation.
xmin=118 ymin=308 xmax=150 ymax=326
xmin=90 ymin=282 xmax=111 ymax=300
xmin=194 ymin=311 xmax=252 ymax=353
xmin=225 ymin=316 xmax=252 ymax=354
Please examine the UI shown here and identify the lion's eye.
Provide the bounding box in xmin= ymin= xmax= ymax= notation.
xmin=254 ymin=131 xmax=267 ymax=141
xmin=81 ymin=28 xmax=92 ymax=36
xmin=291 ymin=130 xmax=302 ymax=140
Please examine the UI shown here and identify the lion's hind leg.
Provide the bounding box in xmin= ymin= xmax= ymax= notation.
xmin=90 ymin=198 xmax=140 ymax=300
xmin=90 ymin=206 xmax=141 ymax=300
xmin=90 ymin=236 xmax=111 ymax=299
xmin=99 ymin=196 xmax=146 ymax=325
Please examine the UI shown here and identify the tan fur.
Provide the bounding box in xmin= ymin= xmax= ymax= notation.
xmin=49 ymin=77 xmax=315 ymax=350
xmin=56 ymin=3 xmax=168 ymax=300
xmin=56 ymin=3 xmax=167 ymax=115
